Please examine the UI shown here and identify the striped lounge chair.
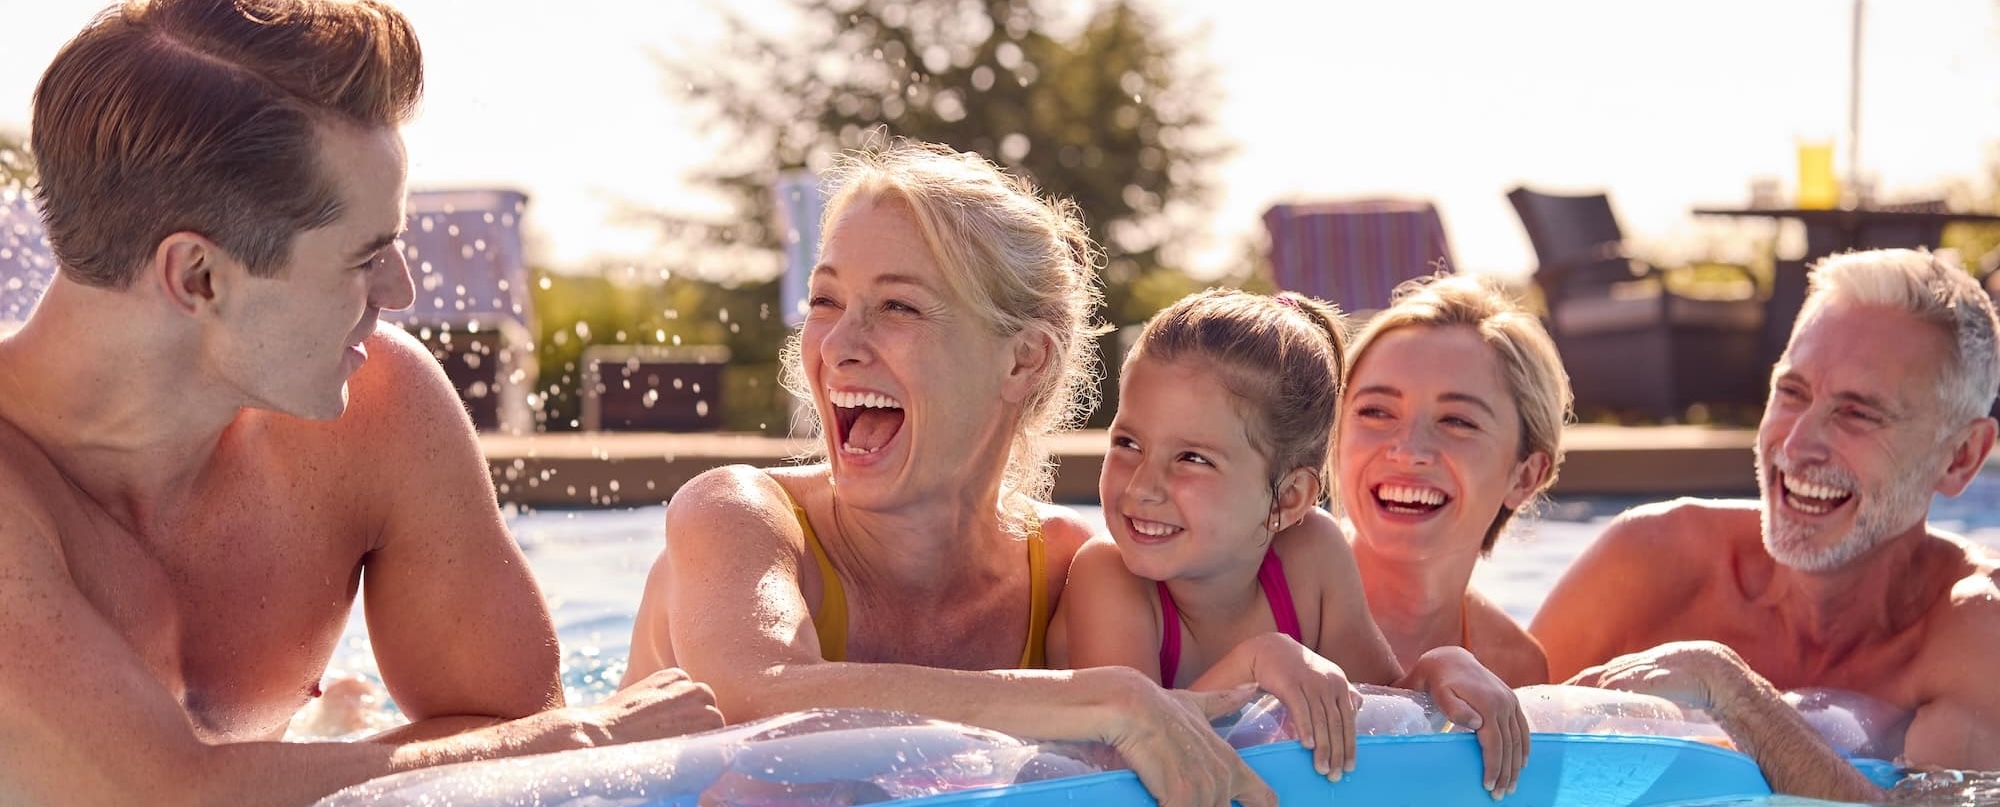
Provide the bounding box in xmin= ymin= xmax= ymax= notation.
xmin=1262 ymin=199 xmax=1454 ymax=316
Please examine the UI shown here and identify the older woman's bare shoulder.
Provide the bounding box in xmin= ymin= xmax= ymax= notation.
xmin=665 ymin=464 xmax=825 ymax=542
xmin=1031 ymin=500 xmax=1102 ymax=555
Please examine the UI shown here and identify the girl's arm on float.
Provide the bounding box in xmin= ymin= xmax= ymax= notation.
xmin=1569 ymin=640 xmax=1883 ymax=802
xmin=1188 ymin=633 xmax=1361 ymax=782
xmin=1053 ymin=525 xmax=1363 ymax=780
xmin=1290 ymin=511 xmax=1401 ymax=685
xmin=1047 ymin=537 xmax=1167 ymax=679
xmin=653 ymin=467 xmax=1275 ymax=807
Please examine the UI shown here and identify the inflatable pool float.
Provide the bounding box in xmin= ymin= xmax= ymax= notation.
xmin=315 ymin=686 xmax=1899 ymax=806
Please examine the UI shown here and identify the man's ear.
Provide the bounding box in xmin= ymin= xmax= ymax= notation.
xmin=1936 ymin=417 xmax=1997 ymax=497
xmin=155 ymin=232 xmax=223 ymax=316
xmin=1001 ymin=330 xmax=1054 ymax=404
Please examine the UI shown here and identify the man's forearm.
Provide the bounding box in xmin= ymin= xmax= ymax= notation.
xmin=1708 ymin=670 xmax=1885 ymax=802
xmin=107 ymin=709 xmax=594 ymax=807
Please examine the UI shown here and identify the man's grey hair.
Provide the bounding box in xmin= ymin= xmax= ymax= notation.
xmin=1796 ymin=249 xmax=2000 ymax=428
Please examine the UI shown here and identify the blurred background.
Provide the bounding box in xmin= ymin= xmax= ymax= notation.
xmin=4 ymin=0 xmax=1998 ymax=434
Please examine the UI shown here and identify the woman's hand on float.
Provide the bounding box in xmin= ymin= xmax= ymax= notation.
xmin=1094 ymin=668 xmax=1276 ymax=807
xmin=1246 ymin=632 xmax=1361 ymax=781
xmin=1405 ymin=646 xmax=1529 ymax=799
xmin=1565 ymin=640 xmax=1746 ymax=714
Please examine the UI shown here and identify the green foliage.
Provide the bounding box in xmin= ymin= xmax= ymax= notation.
xmin=654 ymin=0 xmax=1226 ymax=325
xmin=0 ymin=131 xmax=33 ymax=190
xmin=527 ymin=268 xmax=796 ymax=433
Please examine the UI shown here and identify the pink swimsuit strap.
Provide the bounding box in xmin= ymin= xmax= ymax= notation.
xmin=1156 ymin=547 xmax=1302 ymax=686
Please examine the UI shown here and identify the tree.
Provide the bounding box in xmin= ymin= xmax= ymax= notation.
xmin=0 ymin=131 xmax=33 ymax=190
xmin=649 ymin=0 xmax=1228 ymax=325
xmin=528 ymin=266 xmax=796 ymax=433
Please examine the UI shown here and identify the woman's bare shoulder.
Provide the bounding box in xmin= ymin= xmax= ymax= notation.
xmin=1032 ymin=500 xmax=1102 ymax=558
xmin=666 ymin=464 xmax=824 ymax=545
xmin=1467 ymin=589 xmax=1550 ymax=686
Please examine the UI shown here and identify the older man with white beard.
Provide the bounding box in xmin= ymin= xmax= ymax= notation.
xmin=1530 ymin=249 xmax=2000 ymax=801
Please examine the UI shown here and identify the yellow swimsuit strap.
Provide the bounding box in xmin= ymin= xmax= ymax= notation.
xmin=779 ymin=479 xmax=1049 ymax=668
xmin=1019 ymin=522 xmax=1049 ymax=669
xmin=793 ymin=500 xmax=849 ymax=663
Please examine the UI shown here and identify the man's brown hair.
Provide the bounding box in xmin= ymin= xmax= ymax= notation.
xmin=31 ymin=0 xmax=423 ymax=287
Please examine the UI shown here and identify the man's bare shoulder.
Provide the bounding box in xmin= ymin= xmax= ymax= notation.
xmin=0 ymin=416 xmax=69 ymax=552
xmin=1597 ymin=496 xmax=1765 ymax=558
xmin=336 ymin=323 xmax=468 ymax=437
xmin=1922 ymin=535 xmax=2000 ymax=661
xmin=0 ymin=426 xmax=62 ymax=561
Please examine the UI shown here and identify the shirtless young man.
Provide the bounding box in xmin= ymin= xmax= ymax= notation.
xmin=0 ymin=2 xmax=718 ymax=804
xmin=1532 ymin=248 xmax=2000 ymax=801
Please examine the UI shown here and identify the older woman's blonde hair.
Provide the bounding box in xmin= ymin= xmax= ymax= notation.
xmin=1345 ymin=274 xmax=1573 ymax=551
xmin=782 ymin=141 xmax=1108 ymax=528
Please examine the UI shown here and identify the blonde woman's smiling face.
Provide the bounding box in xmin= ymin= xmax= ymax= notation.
xmin=801 ymin=196 xmax=1022 ymax=506
xmin=1338 ymin=325 xmax=1540 ymax=560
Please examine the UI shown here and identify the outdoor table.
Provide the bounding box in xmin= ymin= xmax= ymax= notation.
xmin=1692 ymin=205 xmax=2000 ymax=369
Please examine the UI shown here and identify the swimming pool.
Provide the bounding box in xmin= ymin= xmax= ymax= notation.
xmin=308 ymin=476 xmax=2000 ymax=732
xmin=298 ymin=479 xmax=2000 ymax=806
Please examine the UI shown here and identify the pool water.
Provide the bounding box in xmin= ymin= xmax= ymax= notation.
xmin=306 ymin=482 xmax=2000 ymax=802
xmin=318 ymin=481 xmax=2000 ymax=716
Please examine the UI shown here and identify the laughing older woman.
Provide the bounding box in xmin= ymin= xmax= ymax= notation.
xmin=622 ymin=141 xmax=1273 ymax=807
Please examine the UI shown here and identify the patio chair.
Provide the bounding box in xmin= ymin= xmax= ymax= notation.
xmin=1507 ymin=186 xmax=1764 ymax=421
xmin=381 ymin=188 xmax=539 ymax=433
xmin=1262 ymin=199 xmax=1453 ymax=316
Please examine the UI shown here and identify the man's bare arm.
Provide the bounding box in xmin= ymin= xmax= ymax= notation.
xmin=342 ymin=326 xmax=562 ymax=724
xmin=0 ymin=489 xmax=616 ymax=804
xmin=1901 ymin=586 xmax=2000 ymax=769
xmin=1569 ymin=641 xmax=1883 ymax=803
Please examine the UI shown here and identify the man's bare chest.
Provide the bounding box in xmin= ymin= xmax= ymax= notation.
xmin=57 ymin=489 xmax=369 ymax=740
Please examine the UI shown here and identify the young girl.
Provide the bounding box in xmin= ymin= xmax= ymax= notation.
xmin=1050 ymin=288 xmax=1527 ymax=798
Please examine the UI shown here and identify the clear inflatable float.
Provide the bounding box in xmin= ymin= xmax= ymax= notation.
xmin=315 ymin=685 xmax=1903 ymax=806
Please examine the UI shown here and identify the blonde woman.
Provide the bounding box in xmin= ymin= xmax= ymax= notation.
xmin=623 ymin=142 xmax=1274 ymax=807
xmin=1339 ymin=275 xmax=1570 ymax=687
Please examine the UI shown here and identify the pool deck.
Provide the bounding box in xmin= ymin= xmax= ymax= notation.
xmin=481 ymin=424 xmax=1763 ymax=508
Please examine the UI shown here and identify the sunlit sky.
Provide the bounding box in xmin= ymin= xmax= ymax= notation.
xmin=3 ymin=0 xmax=1995 ymax=280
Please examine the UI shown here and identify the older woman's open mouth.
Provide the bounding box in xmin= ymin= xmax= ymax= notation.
xmin=828 ymin=389 xmax=905 ymax=455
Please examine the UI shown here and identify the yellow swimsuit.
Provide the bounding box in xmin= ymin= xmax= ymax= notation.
xmin=778 ymin=484 xmax=1049 ymax=668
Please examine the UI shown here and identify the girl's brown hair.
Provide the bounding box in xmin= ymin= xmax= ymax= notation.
xmin=1128 ymin=288 xmax=1348 ymax=498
